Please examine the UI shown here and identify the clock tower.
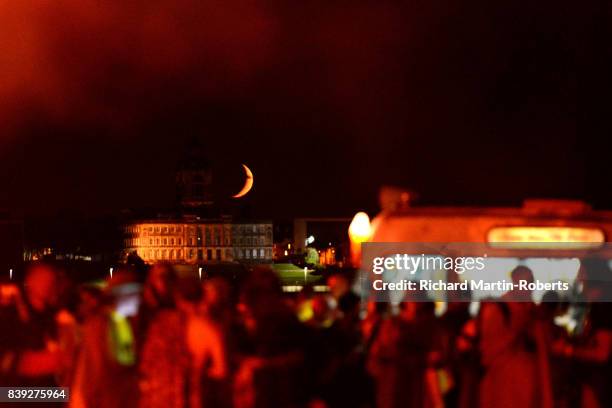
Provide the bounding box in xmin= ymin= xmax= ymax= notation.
xmin=176 ymin=138 xmax=213 ymax=208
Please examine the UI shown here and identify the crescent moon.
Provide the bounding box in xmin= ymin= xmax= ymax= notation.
xmin=232 ymin=164 xmax=254 ymax=198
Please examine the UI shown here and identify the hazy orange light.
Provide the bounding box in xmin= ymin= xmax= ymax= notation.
xmin=488 ymin=226 xmax=605 ymax=249
xmin=349 ymin=212 xmax=371 ymax=267
xmin=349 ymin=212 xmax=372 ymax=243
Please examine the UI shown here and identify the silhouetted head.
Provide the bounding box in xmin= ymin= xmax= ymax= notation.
xmin=539 ymin=290 xmax=563 ymax=319
xmin=366 ymin=299 xmax=388 ymax=317
xmin=310 ymin=294 xmax=330 ymax=323
xmin=144 ymin=263 xmax=177 ymax=308
xmin=399 ymin=289 xmax=433 ymax=321
xmin=24 ymin=262 xmax=59 ymax=311
xmin=511 ymin=265 xmax=534 ymax=285
xmin=238 ymin=266 xmax=284 ymax=331
xmin=203 ymin=277 xmax=231 ymax=308
xmin=327 ymin=273 xmax=351 ymax=300
xmin=78 ymin=284 xmax=104 ymax=319
xmin=240 ymin=266 xmax=281 ymax=305
xmin=173 ymin=275 xmax=203 ymax=315
xmin=577 ymin=258 xmax=611 ymax=301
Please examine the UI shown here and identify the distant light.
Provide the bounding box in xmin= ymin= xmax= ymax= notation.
xmin=487 ymin=226 xmax=605 ymax=249
xmin=282 ymin=285 xmax=328 ymax=293
xmin=288 ymin=243 xmax=291 ymax=249
xmin=306 ymin=235 xmax=315 ymax=245
xmin=348 ymin=212 xmax=372 ymax=243
xmin=284 ymin=250 xmax=288 ymax=256
xmin=349 ymin=212 xmax=372 ymax=267
xmin=198 ymin=267 xmax=203 ymax=280
xmin=9 ymin=269 xmax=13 ymax=280
xmin=109 ymin=267 xmax=114 ymax=279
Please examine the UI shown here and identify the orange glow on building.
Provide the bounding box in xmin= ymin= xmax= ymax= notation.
xmin=124 ymin=221 xmax=273 ymax=264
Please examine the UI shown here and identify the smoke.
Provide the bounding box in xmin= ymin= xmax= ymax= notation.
xmin=0 ymin=0 xmax=589 ymax=215
xmin=0 ymin=1 xmax=433 ymax=142
xmin=0 ymin=0 xmax=277 ymax=136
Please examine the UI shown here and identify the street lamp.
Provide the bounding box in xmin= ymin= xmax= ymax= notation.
xmin=348 ymin=212 xmax=372 ymax=267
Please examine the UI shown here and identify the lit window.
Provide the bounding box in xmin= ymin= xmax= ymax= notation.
xmin=487 ymin=226 xmax=605 ymax=249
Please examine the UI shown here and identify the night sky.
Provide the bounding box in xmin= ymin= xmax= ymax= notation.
xmin=1 ymin=0 xmax=610 ymax=219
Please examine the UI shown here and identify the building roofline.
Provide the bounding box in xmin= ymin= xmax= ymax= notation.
xmin=125 ymin=218 xmax=273 ymax=225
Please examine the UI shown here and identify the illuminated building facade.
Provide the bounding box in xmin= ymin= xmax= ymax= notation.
xmin=124 ymin=138 xmax=273 ymax=265
xmin=124 ymin=219 xmax=273 ymax=264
